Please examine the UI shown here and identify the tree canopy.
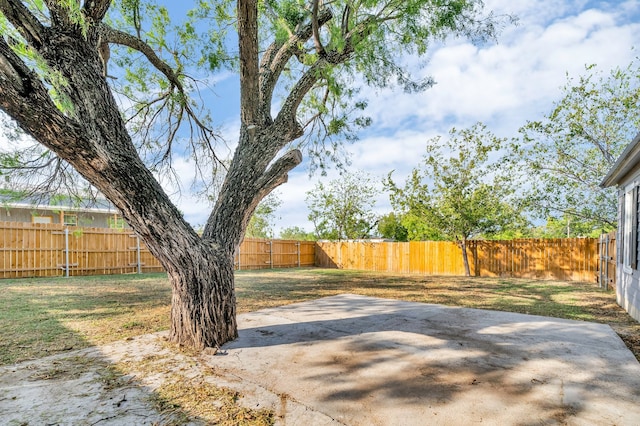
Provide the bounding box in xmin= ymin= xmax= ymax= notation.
xmin=510 ymin=59 xmax=640 ymax=230
xmin=386 ymin=123 xmax=526 ymax=275
xmin=306 ymin=171 xmax=379 ymax=240
xmin=279 ymin=225 xmax=316 ymax=240
xmin=377 ymin=212 xmax=408 ymax=241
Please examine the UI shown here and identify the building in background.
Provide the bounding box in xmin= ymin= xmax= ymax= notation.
xmin=0 ymin=191 xmax=127 ymax=229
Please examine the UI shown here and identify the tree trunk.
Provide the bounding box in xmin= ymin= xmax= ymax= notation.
xmin=0 ymin=27 xmax=242 ymax=350
xmin=0 ymin=0 xmax=302 ymax=351
xmin=460 ymin=238 xmax=471 ymax=277
xmin=165 ymin=247 xmax=237 ymax=349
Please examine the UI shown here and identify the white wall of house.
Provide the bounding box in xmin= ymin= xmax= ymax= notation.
xmin=618 ymin=271 xmax=640 ymax=322
xmin=615 ymin=176 xmax=640 ymax=322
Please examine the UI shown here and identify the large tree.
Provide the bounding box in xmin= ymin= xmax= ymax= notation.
xmin=512 ymin=59 xmax=640 ymax=229
xmin=0 ymin=0 xmax=509 ymax=349
xmin=387 ymin=123 xmax=525 ymax=276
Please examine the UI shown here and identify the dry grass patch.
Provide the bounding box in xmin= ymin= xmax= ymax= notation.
xmin=150 ymin=375 xmax=275 ymax=425
xmin=115 ymin=341 xmax=275 ymax=425
xmin=0 ymin=273 xmax=171 ymax=364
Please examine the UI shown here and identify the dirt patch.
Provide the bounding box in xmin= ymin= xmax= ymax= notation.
xmin=0 ymin=333 xmax=276 ymax=425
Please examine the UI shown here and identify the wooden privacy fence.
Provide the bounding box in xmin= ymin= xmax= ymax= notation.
xmin=0 ymin=222 xmax=163 ymax=278
xmin=0 ymin=220 xmax=611 ymax=283
xmin=316 ymin=238 xmax=600 ymax=282
xmin=0 ymin=222 xmax=315 ymax=279
xmin=235 ymin=238 xmax=315 ymax=270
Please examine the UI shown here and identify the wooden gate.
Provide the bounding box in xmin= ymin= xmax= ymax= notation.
xmin=598 ymin=231 xmax=616 ymax=290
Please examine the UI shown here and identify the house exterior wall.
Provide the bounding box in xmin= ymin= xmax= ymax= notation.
xmin=0 ymin=206 xmax=126 ymax=229
xmin=616 ymin=174 xmax=640 ymax=323
xmin=618 ymin=270 xmax=640 ymax=322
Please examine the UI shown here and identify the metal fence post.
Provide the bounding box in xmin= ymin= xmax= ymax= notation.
xmin=136 ymin=235 xmax=142 ymax=274
xmin=64 ymin=227 xmax=70 ymax=277
xmin=604 ymin=233 xmax=610 ymax=291
xmin=598 ymin=234 xmax=603 ymax=288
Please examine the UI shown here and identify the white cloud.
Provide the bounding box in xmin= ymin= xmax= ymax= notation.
xmin=359 ymin=1 xmax=640 ymax=139
xmin=267 ymin=0 xmax=640 ymax=234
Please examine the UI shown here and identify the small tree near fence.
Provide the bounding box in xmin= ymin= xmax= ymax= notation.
xmin=386 ymin=123 xmax=528 ymax=276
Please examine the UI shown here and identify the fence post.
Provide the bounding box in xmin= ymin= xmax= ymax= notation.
xmin=136 ymin=235 xmax=142 ymax=274
xmin=128 ymin=234 xmax=145 ymax=273
xmin=64 ymin=227 xmax=70 ymax=278
xmin=598 ymin=234 xmax=603 ymax=288
xmin=296 ymin=241 xmax=301 ymax=268
xmin=604 ymin=233 xmax=610 ymax=291
xmin=268 ymin=240 xmax=273 ymax=268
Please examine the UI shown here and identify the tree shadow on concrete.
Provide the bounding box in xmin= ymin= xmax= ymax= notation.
xmin=220 ymin=294 xmax=640 ymax=425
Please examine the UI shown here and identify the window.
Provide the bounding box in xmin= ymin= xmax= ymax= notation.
xmin=32 ymin=215 xmax=52 ymax=224
xmin=108 ymin=216 xmax=126 ymax=229
xmin=623 ymin=185 xmax=639 ymax=273
xmin=63 ymin=214 xmax=78 ymax=226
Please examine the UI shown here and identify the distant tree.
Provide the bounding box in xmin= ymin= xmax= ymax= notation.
xmin=396 ymin=208 xmax=445 ymax=241
xmin=531 ymin=215 xmax=606 ymax=239
xmin=387 ymin=123 xmax=526 ymax=276
xmin=245 ymin=193 xmax=281 ymax=239
xmin=511 ymin=59 xmax=640 ymax=229
xmin=306 ymin=171 xmax=378 ymax=240
xmin=480 ymin=226 xmax=532 ymax=240
xmin=377 ymin=212 xmax=408 ymax=241
xmin=280 ymin=226 xmax=316 ymax=241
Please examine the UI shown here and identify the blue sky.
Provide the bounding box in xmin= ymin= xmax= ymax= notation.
xmin=166 ymin=0 xmax=640 ymax=235
xmin=2 ymin=0 xmax=640 ymax=236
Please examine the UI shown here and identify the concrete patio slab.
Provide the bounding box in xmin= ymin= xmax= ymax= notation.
xmin=205 ymin=294 xmax=640 ymax=425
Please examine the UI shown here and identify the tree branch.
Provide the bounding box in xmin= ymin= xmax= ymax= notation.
xmin=270 ymin=13 xmax=380 ymax=145
xmin=100 ymin=23 xmax=221 ymax=164
xmin=43 ymin=0 xmax=77 ymax=29
xmin=99 ymin=24 xmax=182 ymax=90
xmin=258 ymin=7 xmax=333 ymax=125
xmin=254 ymin=149 xmax=303 ymax=200
xmin=82 ymin=0 xmax=111 ymax=22
xmin=272 ymin=49 xmax=352 ymax=141
xmin=572 ymin=124 xmax=616 ymax=165
xmin=311 ymin=0 xmax=326 ymax=56
xmin=0 ymin=0 xmax=45 ymax=47
xmin=0 ymin=37 xmax=90 ymax=164
xmin=238 ymin=0 xmax=259 ymax=127
xmin=0 ymin=43 xmax=26 ymax=95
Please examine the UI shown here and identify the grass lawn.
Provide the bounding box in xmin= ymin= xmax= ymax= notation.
xmin=1 ymin=267 xmax=639 ymax=366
